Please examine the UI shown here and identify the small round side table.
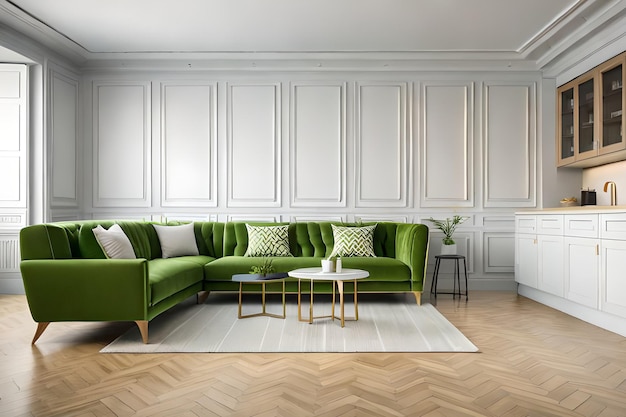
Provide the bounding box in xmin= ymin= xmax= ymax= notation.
xmin=430 ymin=255 xmax=468 ymax=300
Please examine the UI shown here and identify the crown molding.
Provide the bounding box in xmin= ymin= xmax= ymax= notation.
xmin=0 ymin=1 xmax=87 ymax=64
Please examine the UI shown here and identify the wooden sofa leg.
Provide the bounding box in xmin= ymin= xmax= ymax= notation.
xmin=197 ymin=291 xmax=210 ymax=304
xmin=413 ymin=291 xmax=422 ymax=306
xmin=31 ymin=322 xmax=50 ymax=345
xmin=135 ymin=321 xmax=149 ymax=344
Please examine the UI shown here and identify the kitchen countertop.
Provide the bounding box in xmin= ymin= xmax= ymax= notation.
xmin=516 ymin=206 xmax=626 ymax=214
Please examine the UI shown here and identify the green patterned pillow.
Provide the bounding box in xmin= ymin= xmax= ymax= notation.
xmin=329 ymin=224 xmax=377 ymax=257
xmin=244 ymin=224 xmax=293 ymax=257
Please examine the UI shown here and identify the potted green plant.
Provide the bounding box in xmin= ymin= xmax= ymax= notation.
xmin=428 ymin=215 xmax=468 ymax=255
xmin=249 ymin=258 xmax=275 ymax=277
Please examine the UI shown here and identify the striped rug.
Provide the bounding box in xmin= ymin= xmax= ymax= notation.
xmin=101 ymin=293 xmax=478 ymax=353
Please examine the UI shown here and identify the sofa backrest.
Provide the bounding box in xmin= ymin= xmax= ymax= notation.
xmin=77 ymin=221 xmax=160 ymax=259
xmin=19 ymin=223 xmax=80 ymax=260
xmin=20 ymin=220 xmax=225 ymax=260
xmin=222 ymin=221 xmax=400 ymax=257
xmin=20 ymin=220 xmax=407 ymax=260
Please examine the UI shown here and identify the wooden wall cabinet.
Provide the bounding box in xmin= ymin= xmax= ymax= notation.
xmin=557 ymin=52 xmax=625 ymax=168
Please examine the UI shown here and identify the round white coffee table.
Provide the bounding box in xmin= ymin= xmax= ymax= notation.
xmin=288 ymin=267 xmax=369 ymax=327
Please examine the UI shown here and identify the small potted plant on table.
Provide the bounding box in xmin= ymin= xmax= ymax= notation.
xmin=428 ymin=215 xmax=468 ymax=255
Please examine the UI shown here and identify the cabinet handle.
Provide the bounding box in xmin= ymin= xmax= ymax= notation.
xmin=596 ymin=244 xmax=599 ymax=256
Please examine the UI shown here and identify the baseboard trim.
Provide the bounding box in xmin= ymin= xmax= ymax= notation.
xmin=0 ymin=275 xmax=25 ymax=294
xmin=518 ymin=285 xmax=626 ymax=338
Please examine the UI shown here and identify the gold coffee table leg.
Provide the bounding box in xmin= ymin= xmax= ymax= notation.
xmin=336 ymin=280 xmax=344 ymax=327
xmin=333 ymin=279 xmax=358 ymax=327
xmin=238 ymin=280 xmax=285 ymax=319
xmin=298 ymin=278 xmax=314 ymax=323
xmin=309 ymin=279 xmax=314 ymax=324
xmin=354 ymin=280 xmax=358 ymax=321
xmin=331 ymin=280 xmax=336 ymax=322
xmin=298 ymin=279 xmax=302 ymax=321
xmin=238 ymin=282 xmax=243 ymax=319
xmin=282 ymin=279 xmax=286 ymax=318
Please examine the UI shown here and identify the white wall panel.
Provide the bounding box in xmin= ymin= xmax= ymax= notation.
xmin=227 ymin=83 xmax=281 ymax=207
xmin=483 ymin=232 xmax=515 ymax=273
xmin=0 ymin=64 xmax=26 ymax=209
xmin=291 ymin=82 xmax=346 ymax=207
xmin=0 ymin=157 xmax=20 ymax=201
xmin=93 ymin=82 xmax=151 ymax=207
xmin=0 ymin=70 xmax=20 ymax=97
xmin=484 ymin=82 xmax=536 ymax=207
xmin=356 ymin=82 xmax=408 ymax=207
xmin=161 ymin=82 xmax=217 ymax=207
xmin=226 ymin=214 xmax=281 ymax=222
xmin=480 ymin=214 xmax=516 ymax=230
xmin=357 ymin=214 xmax=409 ymax=223
xmin=0 ymin=103 xmax=19 ymax=150
xmin=421 ymin=82 xmax=474 ymax=207
xmin=290 ymin=215 xmax=345 ymax=222
xmin=50 ymin=71 xmax=78 ymax=207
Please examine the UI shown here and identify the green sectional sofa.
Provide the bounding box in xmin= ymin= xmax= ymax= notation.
xmin=19 ymin=220 xmax=429 ymax=344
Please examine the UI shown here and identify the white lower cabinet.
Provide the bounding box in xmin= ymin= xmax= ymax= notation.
xmin=600 ymin=239 xmax=626 ymax=318
xmin=516 ymin=210 xmax=626 ymax=337
xmin=515 ymin=215 xmax=563 ymax=295
xmin=537 ymin=235 xmax=563 ymax=297
xmin=515 ymin=233 xmax=538 ymax=288
xmin=564 ymin=237 xmax=599 ymax=308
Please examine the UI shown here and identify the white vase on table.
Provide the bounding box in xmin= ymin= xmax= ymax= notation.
xmin=440 ymin=243 xmax=457 ymax=255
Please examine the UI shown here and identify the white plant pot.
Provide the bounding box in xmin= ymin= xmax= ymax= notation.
xmin=440 ymin=243 xmax=457 ymax=255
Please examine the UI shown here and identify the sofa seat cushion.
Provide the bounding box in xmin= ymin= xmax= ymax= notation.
xmin=166 ymin=255 xmax=215 ymax=268
xmin=203 ymin=256 xmax=410 ymax=283
xmin=148 ymin=257 xmax=209 ymax=305
xmin=339 ymin=257 xmax=410 ymax=282
xmin=204 ymin=256 xmax=321 ymax=281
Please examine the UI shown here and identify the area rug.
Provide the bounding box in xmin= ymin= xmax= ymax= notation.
xmin=101 ymin=294 xmax=478 ymax=353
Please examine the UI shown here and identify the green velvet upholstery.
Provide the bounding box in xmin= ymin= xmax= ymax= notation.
xmin=19 ymin=220 xmax=429 ymax=344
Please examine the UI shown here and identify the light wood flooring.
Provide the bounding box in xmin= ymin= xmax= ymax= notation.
xmin=1 ymin=291 xmax=625 ymax=416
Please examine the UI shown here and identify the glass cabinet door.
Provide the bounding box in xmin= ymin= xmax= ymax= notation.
xmin=577 ymin=77 xmax=596 ymax=157
xmin=556 ymin=51 xmax=626 ymax=168
xmin=599 ymin=58 xmax=624 ymax=153
xmin=558 ymin=85 xmax=575 ymax=164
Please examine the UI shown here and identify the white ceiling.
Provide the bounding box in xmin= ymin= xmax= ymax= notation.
xmin=0 ymin=0 xmax=624 ymax=68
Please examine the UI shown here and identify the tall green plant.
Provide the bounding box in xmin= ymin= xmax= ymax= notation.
xmin=428 ymin=215 xmax=468 ymax=245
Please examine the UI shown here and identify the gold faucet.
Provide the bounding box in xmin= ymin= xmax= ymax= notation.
xmin=604 ymin=181 xmax=617 ymax=206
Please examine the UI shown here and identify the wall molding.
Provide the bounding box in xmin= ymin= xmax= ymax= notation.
xmin=0 ymin=64 xmax=27 ymax=208
xmin=227 ymin=82 xmax=282 ymax=207
xmin=355 ymin=81 xmax=409 ymax=208
xmin=483 ymin=81 xmax=537 ymax=208
xmin=483 ymin=231 xmax=515 ymax=273
xmin=92 ymin=81 xmax=151 ymax=207
xmin=420 ymin=81 xmax=474 ymax=208
xmin=290 ymin=81 xmax=347 ymax=207
xmin=160 ymin=81 xmax=218 ymax=207
xmin=49 ymin=66 xmax=79 ymax=208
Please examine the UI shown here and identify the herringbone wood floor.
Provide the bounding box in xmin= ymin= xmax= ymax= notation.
xmin=1 ymin=291 xmax=625 ymax=417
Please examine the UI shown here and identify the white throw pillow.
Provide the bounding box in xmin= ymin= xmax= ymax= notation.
xmin=153 ymin=223 xmax=199 ymax=258
xmin=92 ymin=224 xmax=136 ymax=259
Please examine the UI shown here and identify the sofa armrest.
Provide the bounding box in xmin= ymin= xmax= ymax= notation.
xmin=20 ymin=259 xmax=149 ymax=322
xmin=394 ymin=223 xmax=430 ymax=291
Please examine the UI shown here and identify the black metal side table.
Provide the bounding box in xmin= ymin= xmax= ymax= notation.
xmin=430 ymin=255 xmax=468 ymax=300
